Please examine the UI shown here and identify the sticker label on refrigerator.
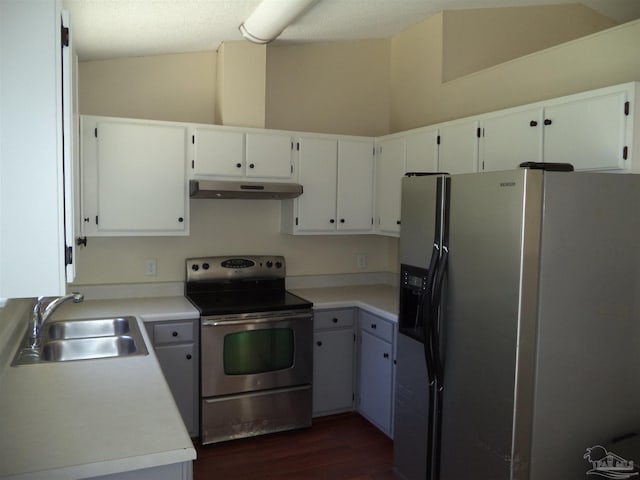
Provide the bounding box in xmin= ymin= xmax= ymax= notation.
xmin=583 ymin=445 xmax=638 ymax=478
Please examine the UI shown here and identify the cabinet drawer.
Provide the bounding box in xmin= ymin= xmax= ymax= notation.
xmin=314 ymin=308 xmax=355 ymax=330
xmin=153 ymin=322 xmax=195 ymax=344
xmin=359 ymin=310 xmax=393 ymax=342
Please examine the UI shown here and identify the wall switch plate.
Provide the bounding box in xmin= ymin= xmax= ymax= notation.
xmin=357 ymin=254 xmax=367 ymax=269
xmin=145 ymin=258 xmax=157 ymax=276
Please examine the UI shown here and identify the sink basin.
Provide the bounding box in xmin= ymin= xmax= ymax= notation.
xmin=12 ymin=315 xmax=148 ymax=365
xmin=41 ymin=336 xmax=140 ymax=362
xmin=46 ymin=317 xmax=131 ymax=340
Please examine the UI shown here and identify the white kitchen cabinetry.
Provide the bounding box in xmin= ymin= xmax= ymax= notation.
xmin=357 ymin=310 xmax=396 ymax=438
xmin=405 ymin=127 xmax=439 ymax=173
xmin=191 ymin=127 xmax=294 ymax=181
xmin=542 ymin=89 xmax=630 ymax=171
xmin=375 ymin=136 xmax=405 ymax=236
xmin=438 ymin=120 xmax=479 ymax=174
xmin=81 ymin=116 xmax=189 ymax=236
xmin=480 ymin=107 xmax=543 ymax=172
xmin=145 ymin=319 xmax=199 ymax=437
xmin=312 ymin=308 xmax=356 ymax=417
xmin=282 ymin=136 xmax=374 ymax=234
xmin=0 ymin=0 xmax=76 ymax=297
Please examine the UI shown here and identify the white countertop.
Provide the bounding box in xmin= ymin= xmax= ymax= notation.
xmin=291 ymin=284 xmax=398 ymax=321
xmin=0 ymin=297 xmax=197 ymax=480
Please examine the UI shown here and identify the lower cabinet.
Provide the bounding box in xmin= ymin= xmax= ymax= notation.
xmin=357 ymin=310 xmax=396 ymax=438
xmin=145 ymin=319 xmax=199 ymax=437
xmin=312 ymin=308 xmax=355 ymax=416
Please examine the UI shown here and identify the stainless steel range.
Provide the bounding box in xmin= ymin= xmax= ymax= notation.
xmin=185 ymin=255 xmax=313 ymax=445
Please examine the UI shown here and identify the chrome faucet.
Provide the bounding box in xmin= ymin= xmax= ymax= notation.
xmin=26 ymin=293 xmax=84 ymax=349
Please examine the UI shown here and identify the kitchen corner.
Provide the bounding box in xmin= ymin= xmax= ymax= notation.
xmin=0 ymin=297 xmax=196 ymax=480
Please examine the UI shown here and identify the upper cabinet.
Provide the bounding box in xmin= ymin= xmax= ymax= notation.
xmin=438 ymin=119 xmax=479 ymax=175
xmin=405 ymin=127 xmax=439 ymax=174
xmin=0 ymin=1 xmax=75 ymax=297
xmin=542 ymin=89 xmax=630 ymax=171
xmin=375 ymin=137 xmax=405 ymax=237
xmin=81 ymin=116 xmax=189 ymax=236
xmin=281 ymin=135 xmax=374 ymax=235
xmin=190 ymin=126 xmax=294 ymax=181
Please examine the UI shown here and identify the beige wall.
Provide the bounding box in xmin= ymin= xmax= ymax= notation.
xmin=391 ymin=16 xmax=640 ymax=131
xmin=266 ymin=39 xmax=390 ymax=136
xmin=79 ymin=51 xmax=216 ymax=124
xmin=216 ymin=41 xmax=267 ymax=128
xmin=442 ymin=5 xmax=617 ymax=82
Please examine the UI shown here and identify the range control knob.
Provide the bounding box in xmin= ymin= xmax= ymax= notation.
xmin=275 ymin=261 xmax=283 ymax=269
xmin=266 ymin=261 xmax=273 ymax=268
xmin=191 ymin=264 xmax=199 ymax=271
xmin=202 ymin=263 xmax=210 ymax=270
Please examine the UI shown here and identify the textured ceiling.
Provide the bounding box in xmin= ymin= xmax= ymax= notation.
xmin=62 ymin=0 xmax=640 ymax=61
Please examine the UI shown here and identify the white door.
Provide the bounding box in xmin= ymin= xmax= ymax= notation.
xmin=543 ymin=91 xmax=628 ymax=171
xmin=193 ymin=128 xmax=244 ymax=177
xmin=376 ymin=137 xmax=405 ymax=235
xmin=95 ymin=121 xmax=187 ymax=234
xmin=296 ymin=137 xmax=338 ymax=232
xmin=481 ymin=107 xmax=543 ymax=172
xmin=313 ymin=329 xmax=354 ymax=415
xmin=245 ymin=132 xmax=293 ymax=179
xmin=405 ymin=128 xmax=438 ymax=173
xmin=439 ymin=120 xmax=479 ymax=174
xmin=337 ymin=139 xmax=374 ymax=232
xmin=359 ymin=329 xmax=393 ymax=434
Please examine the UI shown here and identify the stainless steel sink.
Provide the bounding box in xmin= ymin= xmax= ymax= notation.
xmin=46 ymin=317 xmax=131 ymax=339
xmin=13 ymin=315 xmax=148 ymax=365
xmin=41 ymin=336 xmax=140 ymax=362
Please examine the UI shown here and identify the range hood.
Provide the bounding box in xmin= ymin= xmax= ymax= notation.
xmin=189 ymin=180 xmax=303 ymax=199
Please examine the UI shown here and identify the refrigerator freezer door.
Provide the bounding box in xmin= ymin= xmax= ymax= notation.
xmin=400 ymin=175 xmax=443 ymax=269
xmin=439 ymin=169 xmax=543 ymax=480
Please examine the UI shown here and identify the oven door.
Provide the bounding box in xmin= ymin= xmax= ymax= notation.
xmin=200 ymin=309 xmax=313 ymax=398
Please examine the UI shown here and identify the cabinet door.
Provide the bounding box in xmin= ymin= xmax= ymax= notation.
xmin=439 ymin=120 xmax=479 ymax=174
xmin=376 ymin=137 xmax=405 ymax=236
xmin=313 ymin=329 xmax=354 ymax=416
xmin=543 ymin=91 xmax=629 ymax=171
xmin=359 ymin=329 xmax=393 ymax=435
xmin=296 ymin=137 xmax=338 ymax=232
xmin=193 ymin=128 xmax=244 ymax=177
xmin=154 ymin=343 xmax=197 ymax=436
xmin=405 ymin=128 xmax=438 ymax=173
xmin=480 ymin=108 xmax=543 ymax=172
xmin=337 ymin=139 xmax=374 ymax=232
xmin=88 ymin=120 xmax=188 ymax=235
xmin=245 ymin=132 xmax=293 ymax=179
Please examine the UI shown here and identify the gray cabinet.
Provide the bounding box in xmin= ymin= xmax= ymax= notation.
xmin=145 ymin=319 xmax=199 ymax=436
xmin=312 ymin=308 xmax=355 ymax=416
xmin=357 ymin=310 xmax=395 ymax=438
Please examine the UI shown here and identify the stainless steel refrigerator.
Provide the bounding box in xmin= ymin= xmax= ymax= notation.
xmin=393 ymin=167 xmax=640 ymax=480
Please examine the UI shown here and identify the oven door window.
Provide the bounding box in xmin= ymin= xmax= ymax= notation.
xmin=223 ymin=328 xmax=294 ymax=375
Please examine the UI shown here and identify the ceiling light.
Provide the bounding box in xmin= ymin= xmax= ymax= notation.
xmin=239 ymin=0 xmax=317 ymax=44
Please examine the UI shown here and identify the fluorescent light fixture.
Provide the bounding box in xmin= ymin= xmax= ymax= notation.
xmin=239 ymin=0 xmax=317 ymax=44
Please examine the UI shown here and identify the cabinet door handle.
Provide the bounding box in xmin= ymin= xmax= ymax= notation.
xmin=529 ymin=120 xmax=538 ymax=127
xmin=383 ymin=353 xmax=389 ymax=359
xmin=340 ymin=219 xmax=345 ymax=223
xmin=186 ymin=354 xmax=192 ymax=360
xmin=371 ymin=324 xmax=377 ymax=329
xmin=330 ymin=219 xmax=335 ymax=224
xmin=332 ymin=318 xmax=338 ymax=323
xmin=178 ymin=217 xmax=184 ymax=223
xmin=236 ymin=163 xmax=242 ymax=168
xmin=172 ymin=331 xmax=178 ymax=337
xmin=396 ymin=220 xmax=401 ymax=225
xmin=316 ymin=341 xmax=323 ymax=347
xmin=249 ymin=163 xmax=255 ymax=169
xmin=543 ymin=118 xmax=553 ymax=126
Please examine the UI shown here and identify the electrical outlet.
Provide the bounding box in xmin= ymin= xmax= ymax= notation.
xmin=356 ymin=254 xmax=367 ymax=269
xmin=145 ymin=258 xmax=157 ymax=276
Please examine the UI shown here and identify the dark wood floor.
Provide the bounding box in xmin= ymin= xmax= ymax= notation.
xmin=193 ymin=413 xmax=395 ymax=479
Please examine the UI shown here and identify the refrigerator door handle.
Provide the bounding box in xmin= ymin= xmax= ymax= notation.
xmin=430 ymin=245 xmax=448 ymax=391
xmin=422 ymin=243 xmax=440 ymax=385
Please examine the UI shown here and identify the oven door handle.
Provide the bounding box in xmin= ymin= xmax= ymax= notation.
xmin=202 ymin=312 xmax=312 ymax=327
